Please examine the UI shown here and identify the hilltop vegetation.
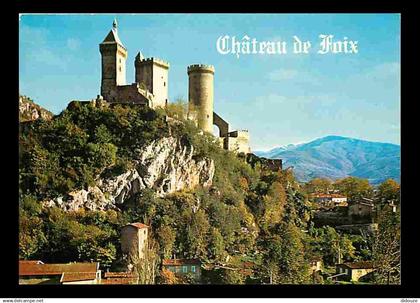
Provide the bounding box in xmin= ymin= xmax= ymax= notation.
xmin=19 ymin=95 xmax=54 ymax=122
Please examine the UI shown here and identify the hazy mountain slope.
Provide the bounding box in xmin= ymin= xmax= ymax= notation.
xmin=255 ymin=136 xmax=400 ymax=184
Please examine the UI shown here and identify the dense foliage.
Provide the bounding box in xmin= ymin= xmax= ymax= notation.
xmin=19 ymin=100 xmax=400 ymax=284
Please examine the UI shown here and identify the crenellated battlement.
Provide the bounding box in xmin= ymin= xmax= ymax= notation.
xmin=99 ymin=20 xmax=250 ymax=154
xmin=135 ymin=56 xmax=170 ymax=68
xmin=187 ymin=64 xmax=215 ymax=74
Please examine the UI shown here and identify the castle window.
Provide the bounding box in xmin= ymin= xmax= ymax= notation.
xmin=164 ymin=82 xmax=166 ymax=87
xmin=191 ymin=266 xmax=196 ymax=273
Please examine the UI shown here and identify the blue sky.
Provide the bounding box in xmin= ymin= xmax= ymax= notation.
xmin=19 ymin=14 xmax=400 ymax=150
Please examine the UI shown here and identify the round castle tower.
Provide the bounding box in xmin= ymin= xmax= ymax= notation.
xmin=187 ymin=64 xmax=215 ymax=133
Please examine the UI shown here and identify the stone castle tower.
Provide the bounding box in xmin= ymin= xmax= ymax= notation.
xmin=99 ymin=19 xmax=128 ymax=99
xmin=95 ymin=19 xmax=250 ymax=154
xmin=135 ymin=54 xmax=169 ymax=108
xmin=187 ymin=64 xmax=215 ymax=134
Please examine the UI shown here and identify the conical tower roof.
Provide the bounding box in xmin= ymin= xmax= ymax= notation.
xmin=101 ymin=19 xmax=125 ymax=48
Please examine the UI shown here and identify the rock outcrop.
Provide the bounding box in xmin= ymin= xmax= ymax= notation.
xmin=19 ymin=95 xmax=53 ymax=122
xmin=42 ymin=137 xmax=215 ymax=211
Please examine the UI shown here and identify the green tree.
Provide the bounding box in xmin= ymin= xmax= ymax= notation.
xmin=304 ymin=178 xmax=333 ymax=194
xmin=372 ymin=208 xmax=400 ymax=284
xmin=263 ymin=222 xmax=310 ymax=284
xmin=156 ymin=225 xmax=176 ymax=259
xmin=208 ymin=227 xmax=226 ymax=262
xmin=334 ymin=177 xmax=373 ymax=201
xmin=308 ymin=226 xmax=356 ymax=266
xmin=19 ymin=211 xmax=47 ymax=259
xmin=186 ymin=209 xmax=210 ymax=258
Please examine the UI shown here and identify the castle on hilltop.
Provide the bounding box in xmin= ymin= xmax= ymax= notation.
xmin=97 ymin=19 xmax=250 ymax=154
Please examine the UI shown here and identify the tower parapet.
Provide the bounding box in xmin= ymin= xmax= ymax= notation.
xmin=135 ymin=56 xmax=170 ymax=69
xmin=187 ymin=64 xmax=215 ymax=133
xmin=187 ymin=64 xmax=215 ymax=74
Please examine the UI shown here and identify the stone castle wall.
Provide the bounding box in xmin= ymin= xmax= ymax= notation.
xmin=226 ymin=130 xmax=251 ymax=154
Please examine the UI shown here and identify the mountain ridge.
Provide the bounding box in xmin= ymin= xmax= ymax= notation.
xmin=254 ymin=135 xmax=400 ymax=184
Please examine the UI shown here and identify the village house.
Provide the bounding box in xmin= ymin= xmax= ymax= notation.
xmin=312 ymin=193 xmax=348 ymax=208
xmin=335 ymin=261 xmax=376 ymax=282
xmin=348 ymin=197 xmax=375 ymax=218
xmin=162 ymin=259 xmax=201 ymax=281
xmin=19 ymin=260 xmax=101 ymax=285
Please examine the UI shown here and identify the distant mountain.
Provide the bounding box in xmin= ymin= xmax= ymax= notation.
xmin=254 ymin=136 xmax=400 ymax=184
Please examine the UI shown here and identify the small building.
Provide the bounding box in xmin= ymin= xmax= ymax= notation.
xmin=19 ymin=260 xmax=100 ymax=285
xmin=162 ymin=259 xmax=201 ymax=281
xmin=348 ymin=198 xmax=375 ymax=217
xmin=312 ymin=194 xmax=348 ymax=208
xmin=335 ymin=261 xmax=376 ymax=282
xmin=121 ymin=223 xmax=149 ymax=264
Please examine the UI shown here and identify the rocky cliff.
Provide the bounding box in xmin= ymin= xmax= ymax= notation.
xmin=42 ymin=137 xmax=215 ymax=211
xmin=19 ymin=95 xmax=53 ymax=122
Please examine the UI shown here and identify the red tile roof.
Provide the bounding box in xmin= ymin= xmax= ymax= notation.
xmin=125 ymin=223 xmax=149 ymax=229
xmin=100 ymin=277 xmax=138 ymax=284
xmin=162 ymin=259 xmax=201 ymax=266
xmin=104 ymin=272 xmax=137 ymax=278
xmin=19 ymin=261 xmax=98 ymax=276
xmin=242 ymin=261 xmax=257 ymax=269
xmin=19 ymin=260 xmax=44 ymax=265
xmin=60 ymin=272 xmax=98 ymax=283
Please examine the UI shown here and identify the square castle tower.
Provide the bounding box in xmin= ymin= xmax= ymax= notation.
xmin=98 ymin=19 xmax=250 ymax=154
xmin=99 ymin=19 xmax=169 ymax=108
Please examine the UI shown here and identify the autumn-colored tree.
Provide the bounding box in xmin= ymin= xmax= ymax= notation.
xmin=377 ymin=179 xmax=400 ymax=205
xmin=259 ymin=181 xmax=286 ymax=231
xmin=165 ymin=98 xmax=188 ymax=120
xmin=158 ymin=268 xmax=179 ymax=284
